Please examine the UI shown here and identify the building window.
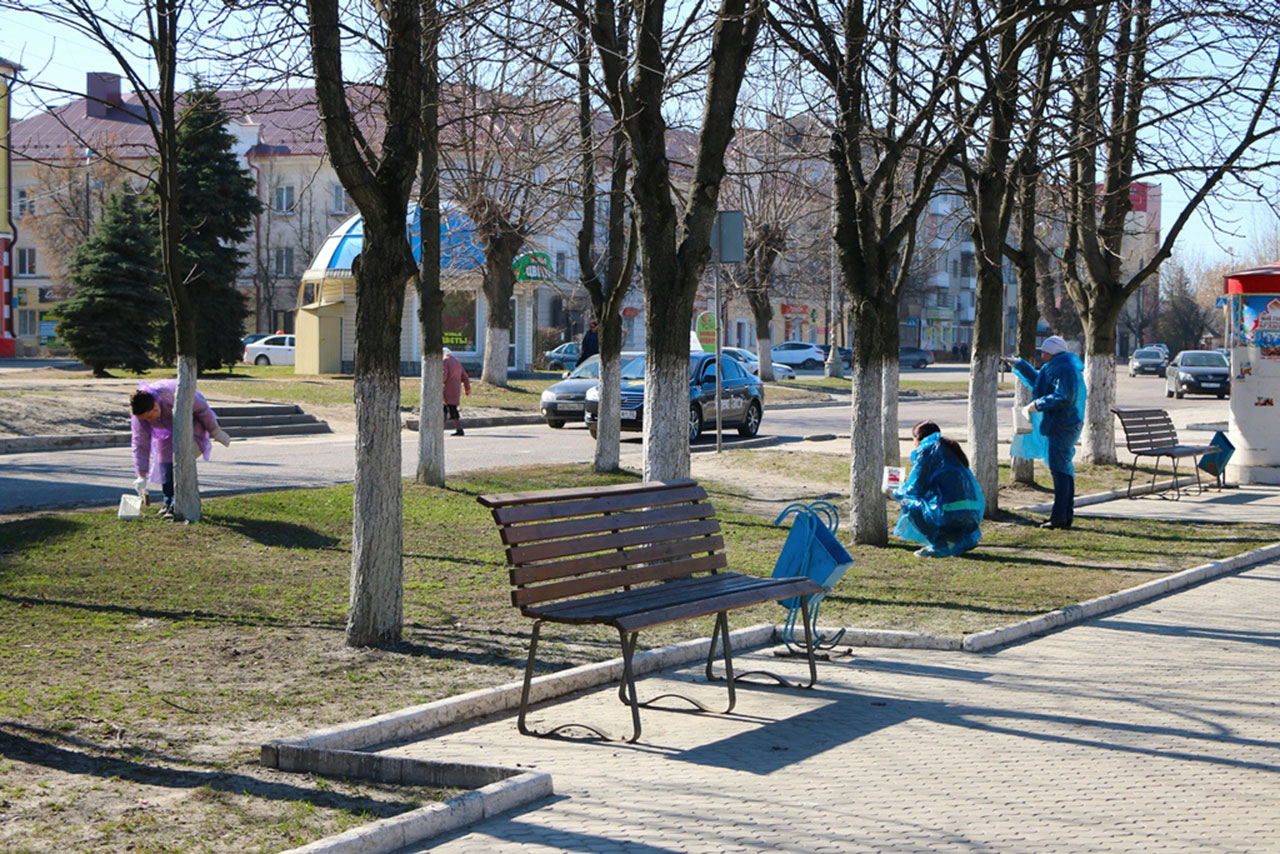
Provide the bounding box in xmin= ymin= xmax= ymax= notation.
xmin=272 ymin=185 xmax=296 ymax=214
xmin=16 ymin=248 xmax=37 ymax=276
xmin=555 ymin=251 xmax=566 ymax=277
xmin=18 ymin=309 xmax=37 ymax=336
xmin=960 ymin=252 xmax=974 ymax=278
xmin=274 ymin=247 xmax=295 ymax=277
xmin=331 ymin=185 xmax=350 ymax=214
xmin=16 ymin=189 xmax=34 ymax=218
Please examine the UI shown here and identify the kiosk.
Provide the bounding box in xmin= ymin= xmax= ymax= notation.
xmin=1223 ymin=263 xmax=1280 ymax=484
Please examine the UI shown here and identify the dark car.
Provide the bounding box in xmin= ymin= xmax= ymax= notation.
xmin=539 ymin=352 xmax=641 ymax=428
xmin=1128 ymin=347 xmax=1168 ymax=377
xmin=1165 ymin=350 xmax=1231 ymax=399
xmin=899 ymin=346 xmax=935 ymax=369
xmin=584 ymin=351 xmax=764 ymax=442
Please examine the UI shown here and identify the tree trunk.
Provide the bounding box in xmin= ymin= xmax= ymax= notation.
xmin=848 ymin=345 xmax=887 ymax=545
xmin=881 ymin=353 xmax=900 ymax=468
xmin=594 ymin=312 xmax=624 ymax=472
xmin=415 ymin=0 xmax=444 ymax=487
xmin=171 ymin=355 xmax=201 ymax=522
xmin=482 ymin=324 xmax=509 ymax=387
xmin=346 ymin=238 xmax=409 ymax=647
xmin=1011 ymin=247 xmax=1040 ymax=485
xmin=416 ymin=352 xmax=444 ymax=485
xmin=969 ymin=260 xmax=1005 ymax=517
xmin=479 ymin=236 xmax=519 ymax=387
xmin=750 ymin=294 xmax=774 ymax=382
xmin=1082 ymin=347 xmax=1118 ymax=464
xmin=643 ymin=286 xmax=694 ymax=481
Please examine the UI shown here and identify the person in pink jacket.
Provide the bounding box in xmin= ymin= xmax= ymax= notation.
xmin=130 ymin=379 xmax=231 ymax=518
xmin=442 ymin=348 xmax=471 ymax=436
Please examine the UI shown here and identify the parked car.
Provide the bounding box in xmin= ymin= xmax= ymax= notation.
xmin=584 ymin=351 xmax=764 ymax=442
xmin=543 ymin=341 xmax=580 ymax=370
xmin=241 ymin=332 xmax=272 ymax=347
xmin=898 ymin=346 xmax=935 ymax=369
xmin=722 ymin=346 xmax=797 ymax=380
xmin=1165 ymin=350 xmax=1231 ymax=399
xmin=818 ymin=345 xmax=853 ymax=368
xmin=244 ymin=334 xmax=295 ymax=366
xmin=1128 ymin=347 xmax=1168 ymax=377
xmin=771 ymin=341 xmax=827 ymax=369
xmin=539 ymin=352 xmax=641 ymax=428
xmin=1145 ymin=342 xmax=1171 ymax=358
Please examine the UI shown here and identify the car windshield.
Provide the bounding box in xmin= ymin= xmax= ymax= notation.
xmin=568 ymin=357 xmax=600 ymax=379
xmin=1133 ymin=349 xmax=1161 ymax=358
xmin=619 ymin=354 xmax=706 ymax=380
xmin=1181 ymin=352 xmax=1228 ymax=367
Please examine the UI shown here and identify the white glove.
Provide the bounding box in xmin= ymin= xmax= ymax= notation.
xmin=1020 ymin=403 xmax=1037 ymax=421
xmin=212 ymin=429 xmax=232 ymax=447
xmin=134 ymin=476 xmax=148 ymax=497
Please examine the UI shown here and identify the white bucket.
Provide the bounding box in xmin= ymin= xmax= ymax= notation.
xmin=118 ymin=494 xmax=143 ymax=520
xmin=1013 ymin=404 xmax=1032 ymax=434
xmin=882 ymin=466 xmax=904 ymax=493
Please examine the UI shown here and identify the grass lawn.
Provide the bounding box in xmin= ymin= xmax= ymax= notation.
xmin=1 ymin=461 xmax=1275 ymax=850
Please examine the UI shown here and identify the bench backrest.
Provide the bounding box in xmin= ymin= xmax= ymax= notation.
xmin=1111 ymin=407 xmax=1179 ymax=452
xmin=477 ymin=479 xmax=726 ymax=612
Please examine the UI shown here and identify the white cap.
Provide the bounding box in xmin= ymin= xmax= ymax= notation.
xmin=442 ymin=347 xmax=452 ymax=357
xmin=1040 ymin=336 xmax=1068 ymax=356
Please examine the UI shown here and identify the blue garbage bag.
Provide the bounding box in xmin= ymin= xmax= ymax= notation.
xmin=893 ymin=433 xmax=984 ymax=557
xmin=1009 ymin=352 xmax=1086 ymax=475
xmin=772 ymin=501 xmax=854 ymax=650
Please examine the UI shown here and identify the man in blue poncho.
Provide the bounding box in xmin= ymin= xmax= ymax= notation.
xmin=893 ymin=420 xmax=985 ymax=557
xmin=1003 ymin=335 xmax=1086 ymax=530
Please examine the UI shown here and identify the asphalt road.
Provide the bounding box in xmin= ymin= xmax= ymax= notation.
xmin=0 ymin=366 xmax=1229 ymax=515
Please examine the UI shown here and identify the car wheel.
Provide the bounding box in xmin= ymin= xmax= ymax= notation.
xmin=915 ymin=359 xmax=927 ymax=369
xmin=547 ymin=419 xmax=566 ymax=429
xmin=688 ymin=405 xmax=703 ymax=443
xmin=588 ymin=422 xmax=598 ymax=439
xmin=1217 ymin=392 xmax=1226 ymax=399
xmin=802 ymin=358 xmax=821 ymax=369
xmin=1175 ymin=389 xmax=1184 ymax=399
xmin=737 ymin=402 xmax=762 ymax=438
xmin=255 ymin=355 xmax=270 ymax=366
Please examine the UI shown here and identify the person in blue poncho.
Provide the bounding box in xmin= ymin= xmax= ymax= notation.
xmin=1002 ymin=335 xmax=1086 ymax=530
xmin=892 ymin=420 xmax=985 ymax=557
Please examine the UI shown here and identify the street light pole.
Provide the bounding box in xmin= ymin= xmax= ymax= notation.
xmin=825 ymin=200 xmax=844 ymax=378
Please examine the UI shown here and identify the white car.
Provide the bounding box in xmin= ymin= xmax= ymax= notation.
xmin=770 ymin=341 xmax=827 ymax=369
xmin=244 ymin=334 xmax=296 ymax=366
xmin=722 ymin=346 xmax=797 ymax=380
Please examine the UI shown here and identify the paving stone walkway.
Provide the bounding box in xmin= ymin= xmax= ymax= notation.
xmin=390 ymin=561 xmax=1280 ymax=853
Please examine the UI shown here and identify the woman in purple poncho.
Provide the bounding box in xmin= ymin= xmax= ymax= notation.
xmin=130 ymin=379 xmax=231 ymax=518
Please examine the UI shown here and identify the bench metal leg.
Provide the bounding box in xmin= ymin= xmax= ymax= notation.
xmin=717 ymin=595 xmax=819 ymax=690
xmin=515 ymin=619 xmax=613 ymax=741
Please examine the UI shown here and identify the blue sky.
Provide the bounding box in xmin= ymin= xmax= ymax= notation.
xmin=2 ymin=8 xmax=1271 ymax=268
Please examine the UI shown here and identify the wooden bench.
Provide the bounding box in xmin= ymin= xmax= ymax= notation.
xmin=478 ymin=479 xmax=825 ymax=742
xmin=1111 ymin=407 xmax=1218 ymax=499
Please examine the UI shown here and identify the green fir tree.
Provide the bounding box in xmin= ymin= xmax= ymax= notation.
xmin=53 ymin=190 xmax=166 ymax=376
xmin=154 ymin=84 xmax=263 ymax=372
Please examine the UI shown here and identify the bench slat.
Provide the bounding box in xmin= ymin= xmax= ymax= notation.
xmin=514 ymin=553 xmax=729 ymax=608
xmin=511 ymin=534 xmax=726 ymax=586
xmin=489 ymin=484 xmax=709 ymax=525
xmin=508 ymin=517 xmax=721 ymax=565
xmin=498 ymin=502 xmax=715 ymax=546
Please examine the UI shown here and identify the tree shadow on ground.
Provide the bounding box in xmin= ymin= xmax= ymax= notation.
xmin=207 ymin=517 xmax=341 ymax=550
xmin=0 ymin=593 xmax=345 ymax=631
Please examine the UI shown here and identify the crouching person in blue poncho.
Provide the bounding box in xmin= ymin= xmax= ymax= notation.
xmin=893 ymin=420 xmax=985 ymax=557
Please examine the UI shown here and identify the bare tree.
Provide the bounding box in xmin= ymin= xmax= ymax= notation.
xmin=416 ymin=0 xmax=447 ymax=487
xmin=23 ymin=147 xmax=126 ymax=291
xmin=1055 ymin=0 xmax=1280 ymax=463
xmin=306 ymin=0 xmax=422 ymax=646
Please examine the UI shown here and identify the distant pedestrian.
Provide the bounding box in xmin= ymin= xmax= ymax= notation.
xmin=1003 ymin=335 xmax=1086 ymax=530
xmin=130 ymin=379 xmax=231 ymax=519
xmin=951 ymin=344 xmax=961 ymax=361
xmin=892 ymin=420 xmax=984 ymax=557
xmin=579 ymin=317 xmax=599 ymax=363
xmin=443 ymin=347 xmax=471 ymax=436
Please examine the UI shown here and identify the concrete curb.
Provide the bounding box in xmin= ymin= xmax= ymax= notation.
xmin=0 ymin=432 xmax=130 ymax=454
xmin=961 ymin=540 xmax=1280 ymax=652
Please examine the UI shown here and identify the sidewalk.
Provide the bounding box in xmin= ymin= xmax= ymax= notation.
xmin=392 ymin=558 xmax=1280 ymax=853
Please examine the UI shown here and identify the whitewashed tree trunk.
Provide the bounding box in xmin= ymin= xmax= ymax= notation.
xmin=643 ymin=353 xmax=690 ymax=481
xmin=1082 ymin=352 xmax=1117 ymax=464
xmin=594 ymin=353 xmax=622 ymax=472
xmin=348 ymin=369 xmax=404 ymax=645
xmin=171 ymin=355 xmax=201 ymax=523
xmin=481 ymin=325 xmax=509 ymax=387
xmin=1011 ymin=378 xmax=1034 ymax=484
xmin=849 ymin=355 xmax=887 ymax=544
xmin=756 ymin=334 xmax=773 ymax=382
xmin=416 ymin=352 xmax=444 ymax=486
xmin=967 ymin=352 xmax=1001 ymax=516
xmin=881 ymin=359 xmax=901 ymax=467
